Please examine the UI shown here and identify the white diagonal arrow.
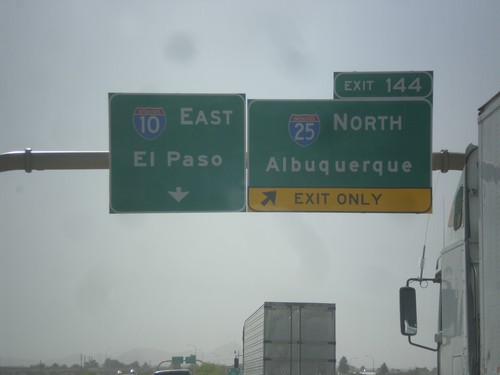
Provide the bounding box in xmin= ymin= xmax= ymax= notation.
xmin=168 ymin=187 xmax=189 ymax=202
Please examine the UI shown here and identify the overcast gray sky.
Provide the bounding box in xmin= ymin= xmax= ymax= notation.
xmin=1 ymin=0 xmax=499 ymax=371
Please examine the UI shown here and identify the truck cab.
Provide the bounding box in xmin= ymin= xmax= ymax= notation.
xmin=399 ymin=92 xmax=500 ymax=375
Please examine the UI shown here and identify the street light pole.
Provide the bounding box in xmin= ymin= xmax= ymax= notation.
xmin=365 ymin=355 xmax=375 ymax=372
xmin=348 ymin=357 xmax=357 ymax=372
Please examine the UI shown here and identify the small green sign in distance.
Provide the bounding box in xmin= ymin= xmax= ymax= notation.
xmin=171 ymin=357 xmax=184 ymax=365
xmin=185 ymin=355 xmax=196 ymax=364
xmin=334 ymin=71 xmax=433 ymax=100
xmin=109 ymin=93 xmax=246 ymax=213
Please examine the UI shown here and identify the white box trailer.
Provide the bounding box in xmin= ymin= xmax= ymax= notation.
xmin=243 ymin=302 xmax=336 ymax=375
xmin=478 ymin=92 xmax=500 ymax=374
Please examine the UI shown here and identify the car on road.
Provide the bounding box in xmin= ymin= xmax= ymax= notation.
xmin=153 ymin=370 xmax=192 ymax=375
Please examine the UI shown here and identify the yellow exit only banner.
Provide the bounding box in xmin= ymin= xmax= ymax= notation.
xmin=248 ymin=188 xmax=432 ymax=213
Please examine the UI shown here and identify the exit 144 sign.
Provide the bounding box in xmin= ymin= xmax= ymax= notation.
xmin=334 ymin=71 xmax=433 ymax=100
xmin=109 ymin=93 xmax=246 ymax=213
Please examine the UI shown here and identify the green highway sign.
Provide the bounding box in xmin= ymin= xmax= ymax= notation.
xmin=109 ymin=93 xmax=246 ymax=213
xmin=171 ymin=357 xmax=184 ymax=365
xmin=185 ymin=355 xmax=196 ymax=364
xmin=248 ymin=99 xmax=432 ymax=213
xmin=334 ymin=71 xmax=433 ymax=100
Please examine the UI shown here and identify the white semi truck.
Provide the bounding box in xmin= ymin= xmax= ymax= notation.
xmin=400 ymin=92 xmax=500 ymax=375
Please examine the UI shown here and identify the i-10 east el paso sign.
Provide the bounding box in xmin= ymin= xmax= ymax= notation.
xmin=109 ymin=93 xmax=246 ymax=213
xmin=247 ymin=99 xmax=432 ymax=213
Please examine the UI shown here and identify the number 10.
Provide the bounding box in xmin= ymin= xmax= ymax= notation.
xmin=139 ymin=115 xmax=161 ymax=135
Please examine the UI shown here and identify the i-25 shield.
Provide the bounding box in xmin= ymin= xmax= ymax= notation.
xmin=288 ymin=114 xmax=321 ymax=147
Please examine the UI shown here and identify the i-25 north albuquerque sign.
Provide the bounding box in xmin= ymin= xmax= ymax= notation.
xmin=247 ymin=99 xmax=432 ymax=213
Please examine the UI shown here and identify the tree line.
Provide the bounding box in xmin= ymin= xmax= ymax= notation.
xmin=337 ymin=356 xmax=436 ymax=375
xmin=0 ymin=361 xmax=228 ymax=375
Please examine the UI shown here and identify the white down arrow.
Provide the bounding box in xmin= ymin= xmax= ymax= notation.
xmin=168 ymin=187 xmax=189 ymax=202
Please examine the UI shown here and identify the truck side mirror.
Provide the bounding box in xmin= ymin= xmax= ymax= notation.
xmin=400 ymin=286 xmax=418 ymax=336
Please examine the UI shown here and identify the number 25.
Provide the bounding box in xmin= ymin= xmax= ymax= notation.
xmin=294 ymin=122 xmax=316 ymax=141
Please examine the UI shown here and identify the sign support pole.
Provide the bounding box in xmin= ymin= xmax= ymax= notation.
xmin=1 ymin=148 xmax=465 ymax=174
xmin=0 ymin=149 xmax=109 ymax=173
